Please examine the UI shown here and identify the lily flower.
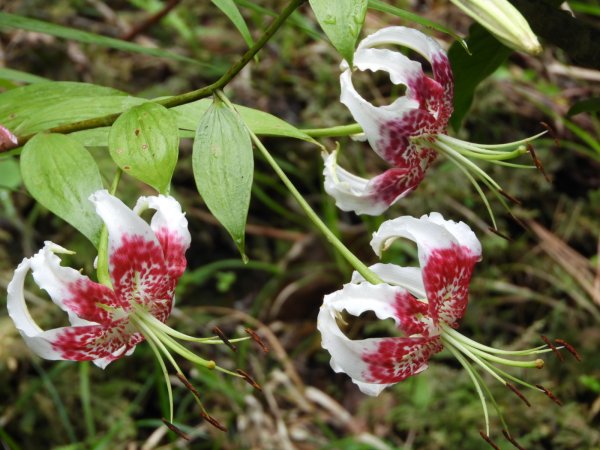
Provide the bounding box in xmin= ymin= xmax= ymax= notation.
xmin=324 ymin=26 xmax=545 ymax=225
xmin=7 ymin=190 xmax=259 ymax=432
xmin=317 ymin=212 xmax=573 ymax=444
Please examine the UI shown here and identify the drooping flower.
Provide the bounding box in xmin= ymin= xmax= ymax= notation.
xmin=7 ymin=190 xmax=261 ymax=431
xmin=317 ymin=212 xmax=573 ymax=443
xmin=324 ymin=27 xmax=544 ymax=222
xmin=7 ymin=190 xmax=191 ymax=368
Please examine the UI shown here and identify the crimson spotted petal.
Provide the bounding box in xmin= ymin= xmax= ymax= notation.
xmin=7 ymin=190 xmax=190 ymax=368
xmin=324 ymin=26 xmax=453 ymax=215
xmin=317 ymin=213 xmax=481 ymax=395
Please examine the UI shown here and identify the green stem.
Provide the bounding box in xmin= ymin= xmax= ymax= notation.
xmin=301 ymin=123 xmax=363 ymax=138
xmin=79 ymin=361 xmax=96 ymax=440
xmin=96 ymin=169 xmax=122 ymax=287
xmin=215 ymin=91 xmax=382 ymax=285
xmin=14 ymin=0 xmax=307 ymax=148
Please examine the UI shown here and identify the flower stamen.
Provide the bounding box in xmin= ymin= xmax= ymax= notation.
xmin=245 ymin=328 xmax=269 ymax=353
xmin=480 ymin=431 xmax=502 ymax=450
xmin=535 ymin=384 xmax=563 ymax=406
xmin=161 ymin=418 xmax=190 ymax=440
xmin=554 ymin=339 xmax=581 ymax=362
xmin=502 ymin=429 xmax=526 ymax=450
xmin=236 ymin=369 xmax=262 ymax=391
xmin=541 ymin=335 xmax=563 ymax=362
xmin=212 ymin=326 xmax=237 ymax=352
xmin=506 ymin=383 xmax=531 ymax=407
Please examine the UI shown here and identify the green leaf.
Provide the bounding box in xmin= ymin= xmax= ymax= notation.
xmin=109 ymin=103 xmax=179 ymax=194
xmin=0 ymin=158 xmax=21 ymax=190
xmin=309 ymin=0 xmax=367 ymax=65
xmin=212 ymin=0 xmax=254 ymax=49
xmin=0 ymin=68 xmax=48 ymax=84
xmin=21 ymin=134 xmax=104 ymax=246
xmin=448 ymin=23 xmax=512 ymax=131
xmin=0 ymin=13 xmax=220 ymax=70
xmin=368 ymin=0 xmax=469 ymax=52
xmin=0 ymin=81 xmax=146 ymax=135
xmin=193 ymin=98 xmax=253 ymax=259
xmin=567 ymin=97 xmax=600 ymax=117
xmin=174 ymin=99 xmax=317 ymax=143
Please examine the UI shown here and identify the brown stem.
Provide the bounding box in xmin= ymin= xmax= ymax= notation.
xmin=122 ymin=0 xmax=182 ymax=41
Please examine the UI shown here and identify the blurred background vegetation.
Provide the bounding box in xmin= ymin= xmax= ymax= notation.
xmin=0 ymin=0 xmax=599 ymax=449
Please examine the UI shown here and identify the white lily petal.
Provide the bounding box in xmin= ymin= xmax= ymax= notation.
xmin=28 ymin=242 xmax=107 ymax=327
xmin=134 ymin=194 xmax=191 ymax=279
xmin=323 ymin=151 xmax=389 ymax=216
xmin=90 ymin=190 xmax=159 ymax=257
xmin=318 ymin=283 xmax=439 ymax=396
xmin=357 ymin=26 xmax=447 ymax=66
xmin=370 ymin=213 xmax=462 ymax=262
xmin=351 ymin=263 xmax=426 ymax=298
xmin=7 ymin=256 xmax=71 ymax=360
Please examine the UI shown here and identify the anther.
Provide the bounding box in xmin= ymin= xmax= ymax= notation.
xmin=502 ymin=430 xmax=526 ymax=450
xmin=236 ymin=369 xmax=262 ymax=391
xmin=480 ymin=431 xmax=501 ymax=450
xmin=540 ymin=122 xmax=560 ymax=146
xmin=535 ymin=384 xmax=562 ymax=406
xmin=541 ymin=335 xmax=563 ymax=361
xmin=161 ymin=418 xmax=190 ymax=440
xmin=526 ymin=143 xmax=550 ymax=182
xmin=554 ymin=339 xmax=581 ymax=362
xmin=506 ymin=383 xmax=531 ymax=407
xmin=212 ymin=327 xmax=237 ymax=352
xmin=245 ymin=328 xmax=269 ymax=353
xmin=488 ymin=227 xmax=511 ymax=241
xmin=176 ymin=373 xmax=202 ymax=399
xmin=200 ymin=411 xmax=227 ymax=432
xmin=499 ymin=189 xmax=522 ymax=205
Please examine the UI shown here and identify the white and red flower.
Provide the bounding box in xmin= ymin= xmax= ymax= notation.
xmin=324 ymin=26 xmax=543 ymax=218
xmin=317 ymin=212 xmax=481 ymax=394
xmin=7 ymin=190 xmax=191 ymax=368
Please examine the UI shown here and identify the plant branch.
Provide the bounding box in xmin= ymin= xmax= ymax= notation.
xmin=13 ymin=0 xmax=307 ymax=149
xmin=121 ymin=0 xmax=182 ymax=41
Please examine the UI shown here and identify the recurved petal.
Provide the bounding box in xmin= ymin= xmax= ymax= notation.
xmin=351 ymin=263 xmax=425 ymax=298
xmin=90 ymin=190 xmax=173 ymax=322
xmin=323 ymin=151 xmax=388 ymax=215
xmin=356 ymin=26 xmax=453 ymax=101
xmin=134 ymin=195 xmax=191 ymax=279
xmin=323 ymin=151 xmax=420 ymax=216
xmin=370 ymin=213 xmax=482 ymax=326
xmin=7 ymin=256 xmax=138 ymax=365
xmin=28 ymin=242 xmax=120 ymax=325
xmin=317 ymin=283 xmax=440 ymax=396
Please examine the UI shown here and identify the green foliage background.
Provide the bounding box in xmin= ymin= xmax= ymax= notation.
xmin=0 ymin=1 xmax=599 ymax=449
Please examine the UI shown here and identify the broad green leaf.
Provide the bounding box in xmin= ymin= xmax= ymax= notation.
xmin=0 ymin=68 xmax=48 ymax=84
xmin=0 ymin=13 xmax=221 ymax=71
xmin=21 ymin=134 xmax=104 ymax=246
xmin=567 ymin=97 xmax=600 ymax=117
xmin=0 ymin=158 xmax=21 ymax=190
xmin=448 ymin=23 xmax=512 ymax=131
xmin=368 ymin=0 xmax=469 ymax=52
xmin=309 ymin=0 xmax=367 ymax=65
xmin=193 ymin=98 xmax=253 ymax=259
xmin=212 ymin=0 xmax=254 ymax=49
xmin=0 ymin=81 xmax=146 ymax=135
xmin=174 ymin=99 xmax=317 ymax=143
xmin=109 ymin=103 xmax=179 ymax=194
